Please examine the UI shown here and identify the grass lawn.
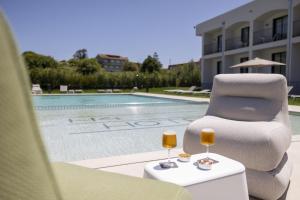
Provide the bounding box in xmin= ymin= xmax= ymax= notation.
xmin=288 ymin=97 xmax=300 ymax=106
xmin=43 ymin=87 xmax=209 ymax=97
xmin=42 ymin=87 xmax=300 ymax=106
xmin=136 ymin=87 xmax=211 ymax=98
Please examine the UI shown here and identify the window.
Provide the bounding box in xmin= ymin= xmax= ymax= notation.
xmin=273 ymin=15 xmax=288 ymax=40
xmin=271 ymin=52 xmax=286 ymax=76
xmin=241 ymin=27 xmax=249 ymax=46
xmin=217 ymin=61 xmax=222 ymax=74
xmin=239 ymin=57 xmax=249 ymax=73
xmin=217 ymin=35 xmax=222 ymax=52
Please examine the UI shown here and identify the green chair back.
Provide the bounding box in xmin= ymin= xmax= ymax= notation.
xmin=0 ymin=12 xmax=62 ymax=200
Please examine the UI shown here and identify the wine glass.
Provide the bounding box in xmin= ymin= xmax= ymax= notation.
xmin=200 ymin=128 xmax=215 ymax=159
xmin=161 ymin=130 xmax=177 ymax=168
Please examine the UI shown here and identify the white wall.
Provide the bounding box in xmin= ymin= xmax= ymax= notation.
xmin=253 ymin=10 xmax=288 ymax=32
xmin=196 ymin=0 xmax=288 ymax=36
xmin=225 ymin=53 xmax=249 ymax=73
xmin=202 ymin=58 xmax=222 ymax=88
xmin=253 ymin=46 xmax=286 ymax=73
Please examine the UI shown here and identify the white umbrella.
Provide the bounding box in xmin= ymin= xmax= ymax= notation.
xmin=230 ymin=57 xmax=286 ymax=68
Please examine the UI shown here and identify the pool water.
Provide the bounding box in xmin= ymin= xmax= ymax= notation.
xmin=33 ymin=94 xmax=184 ymax=108
xmin=34 ymin=94 xmax=300 ymax=162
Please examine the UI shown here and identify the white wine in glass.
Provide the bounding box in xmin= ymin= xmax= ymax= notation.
xmin=162 ymin=131 xmax=177 ymax=168
xmin=200 ymin=128 xmax=215 ymax=158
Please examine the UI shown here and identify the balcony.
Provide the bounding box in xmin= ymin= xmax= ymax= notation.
xmin=293 ymin=20 xmax=300 ymax=37
xmin=254 ymin=28 xmax=287 ymax=45
xmin=225 ymin=37 xmax=249 ymax=51
xmin=204 ymin=42 xmax=222 ymax=55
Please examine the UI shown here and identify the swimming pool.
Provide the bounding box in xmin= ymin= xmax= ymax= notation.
xmin=34 ymin=94 xmax=300 ymax=162
xmin=33 ymin=94 xmax=188 ymax=109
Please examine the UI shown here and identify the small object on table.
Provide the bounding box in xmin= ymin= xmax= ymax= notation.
xmin=178 ymin=153 xmax=191 ymax=162
xmin=197 ymin=158 xmax=213 ymax=170
xmin=159 ymin=162 xmax=178 ymax=169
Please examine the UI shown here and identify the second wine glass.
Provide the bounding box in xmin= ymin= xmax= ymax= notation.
xmin=200 ymin=128 xmax=215 ymax=159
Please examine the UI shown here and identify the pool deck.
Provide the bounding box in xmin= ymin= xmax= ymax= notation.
xmin=66 ymin=92 xmax=300 ymax=199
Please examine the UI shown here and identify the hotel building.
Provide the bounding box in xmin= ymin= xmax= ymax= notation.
xmin=196 ymin=0 xmax=300 ymax=94
xmin=96 ymin=54 xmax=128 ymax=72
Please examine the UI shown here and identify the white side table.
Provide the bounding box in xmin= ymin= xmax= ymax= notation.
xmin=144 ymin=153 xmax=249 ymax=200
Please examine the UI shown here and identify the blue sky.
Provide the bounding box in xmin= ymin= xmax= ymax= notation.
xmin=1 ymin=0 xmax=251 ymax=67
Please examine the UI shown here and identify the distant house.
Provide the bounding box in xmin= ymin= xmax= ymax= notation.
xmin=168 ymin=60 xmax=201 ymax=70
xmin=96 ymin=54 xmax=128 ymax=72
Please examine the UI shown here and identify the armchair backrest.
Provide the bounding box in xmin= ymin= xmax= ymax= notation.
xmin=0 ymin=12 xmax=62 ymax=200
xmin=207 ymin=74 xmax=289 ymax=125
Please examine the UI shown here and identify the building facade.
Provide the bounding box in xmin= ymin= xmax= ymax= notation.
xmin=196 ymin=0 xmax=300 ymax=94
xmin=168 ymin=60 xmax=201 ymax=70
xmin=96 ymin=54 xmax=128 ymax=72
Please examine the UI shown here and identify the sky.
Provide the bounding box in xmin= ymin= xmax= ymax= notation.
xmin=1 ymin=0 xmax=251 ymax=67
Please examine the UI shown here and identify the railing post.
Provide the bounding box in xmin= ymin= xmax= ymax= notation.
xmin=287 ymin=0 xmax=293 ymax=84
xmin=201 ymin=33 xmax=205 ymax=87
xmin=221 ymin=22 xmax=226 ymax=73
xmin=249 ymin=20 xmax=254 ymax=73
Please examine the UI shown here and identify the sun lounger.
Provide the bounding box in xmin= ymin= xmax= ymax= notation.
xmin=32 ymin=84 xmax=43 ymax=94
xmin=75 ymin=89 xmax=83 ymax=93
xmin=291 ymin=94 xmax=300 ymax=100
xmin=288 ymin=86 xmax=293 ymax=93
xmin=164 ymin=86 xmax=197 ymax=93
xmin=287 ymin=87 xmax=300 ymax=100
xmin=97 ymin=89 xmax=106 ymax=93
xmin=60 ymin=85 xmax=68 ymax=93
xmin=113 ymin=89 xmax=122 ymax=92
xmin=192 ymin=89 xmax=211 ymax=95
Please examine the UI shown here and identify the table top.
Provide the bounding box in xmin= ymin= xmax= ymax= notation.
xmin=144 ymin=153 xmax=245 ymax=187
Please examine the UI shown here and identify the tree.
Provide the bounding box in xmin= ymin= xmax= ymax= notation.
xmin=140 ymin=56 xmax=162 ymax=73
xmin=153 ymin=52 xmax=159 ymax=61
xmin=73 ymin=49 xmax=88 ymax=60
xmin=123 ymin=61 xmax=139 ymax=71
xmin=22 ymin=51 xmax=58 ymax=69
xmin=76 ymin=58 xmax=101 ymax=75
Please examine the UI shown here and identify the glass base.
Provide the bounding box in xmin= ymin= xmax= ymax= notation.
xmin=159 ymin=161 xmax=178 ymax=169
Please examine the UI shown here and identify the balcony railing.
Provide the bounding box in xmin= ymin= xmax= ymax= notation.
xmin=225 ymin=37 xmax=249 ymax=51
xmin=253 ymin=28 xmax=287 ymax=45
xmin=293 ymin=20 xmax=300 ymax=37
xmin=204 ymin=42 xmax=222 ymax=55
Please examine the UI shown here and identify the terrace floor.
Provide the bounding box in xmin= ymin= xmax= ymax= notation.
xmin=70 ymin=139 xmax=300 ymax=200
xmin=69 ymin=93 xmax=300 ymax=200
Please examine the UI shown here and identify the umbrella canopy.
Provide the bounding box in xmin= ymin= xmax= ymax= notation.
xmin=230 ymin=57 xmax=286 ymax=68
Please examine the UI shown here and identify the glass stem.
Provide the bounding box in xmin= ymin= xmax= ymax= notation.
xmin=168 ymin=148 xmax=171 ymax=163
xmin=206 ymin=145 xmax=209 ymax=157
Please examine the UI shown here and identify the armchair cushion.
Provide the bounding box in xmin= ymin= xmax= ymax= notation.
xmin=53 ymin=163 xmax=191 ymax=200
xmin=183 ymin=116 xmax=291 ymax=171
xmin=207 ymin=74 xmax=289 ymax=124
